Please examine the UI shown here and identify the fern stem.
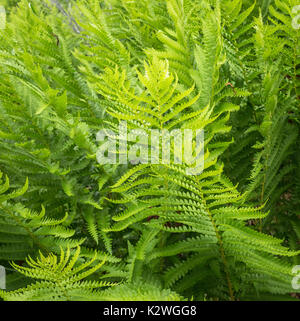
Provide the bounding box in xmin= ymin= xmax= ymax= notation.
xmin=259 ymin=127 xmax=271 ymax=232
xmin=196 ymin=179 xmax=235 ymax=301
xmin=207 ymin=208 xmax=235 ymax=301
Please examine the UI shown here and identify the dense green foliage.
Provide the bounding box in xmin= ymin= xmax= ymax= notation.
xmin=0 ymin=0 xmax=299 ymax=301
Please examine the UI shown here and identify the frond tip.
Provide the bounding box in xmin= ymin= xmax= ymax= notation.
xmin=0 ymin=247 xmax=117 ymax=301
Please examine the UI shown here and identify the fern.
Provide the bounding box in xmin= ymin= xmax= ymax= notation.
xmin=96 ymin=55 xmax=299 ymax=300
xmin=0 ymin=246 xmax=117 ymax=301
xmin=0 ymin=0 xmax=299 ymax=301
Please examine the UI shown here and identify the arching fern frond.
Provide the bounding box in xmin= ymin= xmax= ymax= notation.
xmin=0 ymin=246 xmax=117 ymax=301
